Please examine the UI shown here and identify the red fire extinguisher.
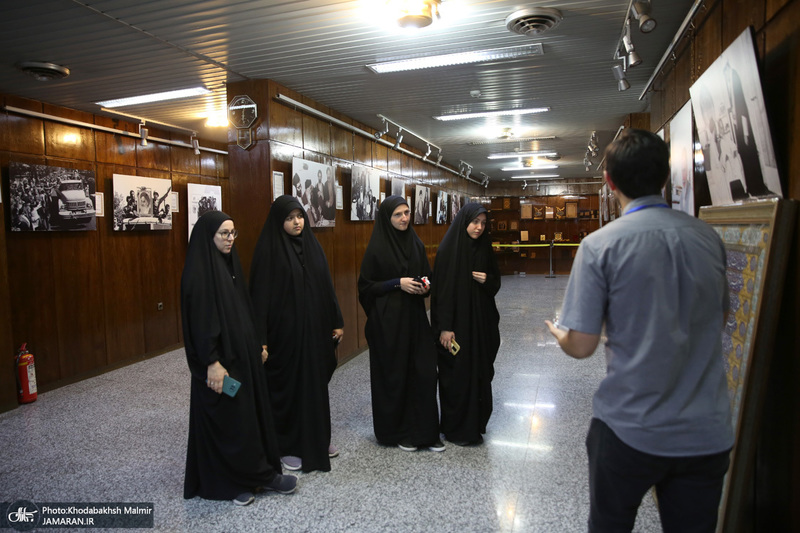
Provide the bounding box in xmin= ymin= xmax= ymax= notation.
xmin=15 ymin=343 xmax=38 ymax=404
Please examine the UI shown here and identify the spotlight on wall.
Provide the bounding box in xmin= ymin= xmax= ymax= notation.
xmin=393 ymin=132 xmax=404 ymax=150
xmin=631 ymin=1 xmax=657 ymax=33
xmin=436 ymin=152 xmax=443 ymax=165
xmin=424 ymin=144 xmax=432 ymax=159
xmin=612 ymin=64 xmax=630 ymax=91
xmin=191 ymin=137 xmax=201 ymax=155
xmin=139 ymin=124 xmax=149 ymax=146
xmin=374 ymin=119 xmax=389 ymax=139
xmin=623 ymin=20 xmax=642 ymax=67
xmin=522 ymin=180 xmax=528 ymax=190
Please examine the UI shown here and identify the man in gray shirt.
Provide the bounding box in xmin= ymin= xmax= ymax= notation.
xmin=546 ymin=129 xmax=733 ymax=533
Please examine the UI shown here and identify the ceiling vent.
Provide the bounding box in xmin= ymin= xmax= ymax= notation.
xmin=16 ymin=61 xmax=70 ymax=81
xmin=505 ymin=8 xmax=563 ymax=36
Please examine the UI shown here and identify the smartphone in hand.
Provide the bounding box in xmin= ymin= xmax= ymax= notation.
xmin=222 ymin=375 xmax=241 ymax=397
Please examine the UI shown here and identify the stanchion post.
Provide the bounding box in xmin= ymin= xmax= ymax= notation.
xmin=545 ymin=241 xmax=556 ymax=278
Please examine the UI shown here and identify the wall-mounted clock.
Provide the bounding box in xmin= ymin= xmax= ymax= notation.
xmin=228 ymin=95 xmax=258 ymax=130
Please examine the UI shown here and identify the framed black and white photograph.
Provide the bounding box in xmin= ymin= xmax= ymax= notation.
xmin=670 ymin=101 xmax=695 ymax=215
xmin=291 ymin=157 xmax=336 ymax=227
xmin=351 ymin=165 xmax=380 ymax=221
xmin=689 ymin=28 xmax=782 ymax=206
xmin=112 ymin=174 xmax=172 ymax=231
xmin=391 ymin=177 xmax=405 ymax=198
xmin=414 ymin=185 xmax=430 ymax=225
xmin=187 ymin=183 xmax=222 ymax=241
xmin=436 ymin=191 xmax=449 ymax=224
xmin=9 ymin=161 xmax=97 ymax=232
xmin=450 ymin=193 xmax=461 ymax=221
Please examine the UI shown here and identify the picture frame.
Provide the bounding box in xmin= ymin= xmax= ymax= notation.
xmin=565 ymin=201 xmax=578 ymax=219
xmin=545 ymin=206 xmax=554 ymax=220
xmin=698 ymin=199 xmax=797 ymax=530
xmin=533 ymin=206 xmax=544 ymax=220
xmin=497 ymin=221 xmax=507 ymax=231
xmin=510 ymin=220 xmax=519 ymax=231
xmin=555 ymin=206 xmax=566 ymax=220
xmin=521 ymin=203 xmax=533 ymax=219
xmin=503 ymin=197 xmax=511 ymax=210
xmin=553 ymin=231 xmax=562 ymax=242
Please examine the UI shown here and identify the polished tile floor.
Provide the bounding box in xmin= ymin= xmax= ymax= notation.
xmin=0 ymin=275 xmax=660 ymax=532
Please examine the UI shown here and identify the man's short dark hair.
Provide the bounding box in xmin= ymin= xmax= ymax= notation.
xmin=604 ymin=128 xmax=670 ymax=198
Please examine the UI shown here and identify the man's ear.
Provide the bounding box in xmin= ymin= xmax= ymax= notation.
xmin=604 ymin=171 xmax=616 ymax=191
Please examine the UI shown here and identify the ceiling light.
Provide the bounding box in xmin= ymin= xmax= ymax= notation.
xmin=393 ymin=134 xmax=404 ymax=149
xmin=191 ymin=138 xmax=201 ymax=155
xmin=468 ymin=135 xmax=556 ymax=146
xmin=612 ymin=64 xmax=630 ymax=91
xmin=434 ymin=107 xmax=549 ymax=121
xmin=510 ymin=174 xmax=560 ymax=179
xmin=501 ymin=164 xmax=558 ymax=171
xmin=623 ymin=20 xmax=642 ymax=67
xmin=522 ymin=180 xmax=528 ymax=190
xmin=139 ymin=124 xmax=148 ymax=147
xmin=97 ymin=87 xmax=212 ymax=108
xmin=631 ymin=1 xmax=657 ymax=33
xmin=367 ymin=43 xmax=543 ymax=74
xmin=488 ymin=150 xmax=558 ymax=159
xmin=394 ymin=0 xmax=441 ymax=29
xmin=205 ymin=112 xmax=228 ymax=128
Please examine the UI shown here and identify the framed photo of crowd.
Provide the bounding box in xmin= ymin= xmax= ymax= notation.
xmin=112 ymin=173 xmax=172 ymax=231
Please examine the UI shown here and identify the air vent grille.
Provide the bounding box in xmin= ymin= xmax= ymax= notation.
xmin=505 ymin=8 xmax=563 ymax=36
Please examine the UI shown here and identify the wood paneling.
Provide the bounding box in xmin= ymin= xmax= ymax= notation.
xmin=0 ymin=95 xmax=229 ymax=395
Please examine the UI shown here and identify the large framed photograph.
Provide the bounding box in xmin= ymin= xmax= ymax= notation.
xmin=112 ymin=174 xmax=172 ymax=231
xmin=450 ymin=193 xmax=462 ymax=221
xmin=187 ymin=183 xmax=222 ymax=242
xmin=690 ymin=28 xmax=782 ymax=205
xmin=351 ymin=165 xmax=380 ymax=221
xmin=414 ymin=185 xmax=430 ymax=225
xmin=291 ymin=157 xmax=336 ymax=227
xmin=670 ymin=100 xmax=695 ymax=215
xmin=9 ymin=161 xmax=97 ymax=232
xmin=698 ymin=199 xmax=797 ymax=531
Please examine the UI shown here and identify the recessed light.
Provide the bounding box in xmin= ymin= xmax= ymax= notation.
xmin=97 ymin=87 xmax=212 ymax=108
xmin=510 ymin=174 xmax=560 ymax=179
xmin=488 ymin=151 xmax=557 ymax=159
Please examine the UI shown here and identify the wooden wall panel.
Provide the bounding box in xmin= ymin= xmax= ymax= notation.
xmin=1 ymin=95 xmax=230 ymax=396
xmin=2 ymin=97 xmax=45 ymax=154
xmin=0 ymin=171 xmax=16 ymax=409
xmin=723 ymin=0 xmax=766 ymax=46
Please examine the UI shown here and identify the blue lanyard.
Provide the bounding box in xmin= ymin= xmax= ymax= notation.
xmin=625 ymin=203 xmax=668 ymax=215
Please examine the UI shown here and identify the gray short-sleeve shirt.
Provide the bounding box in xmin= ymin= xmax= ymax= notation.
xmin=560 ymin=195 xmax=734 ymax=456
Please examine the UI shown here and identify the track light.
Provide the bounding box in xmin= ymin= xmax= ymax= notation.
xmin=623 ymin=20 xmax=642 ymax=67
xmin=612 ymin=64 xmax=630 ymax=91
xmin=424 ymin=144 xmax=432 ymax=159
xmin=393 ymin=133 xmax=404 ymax=150
xmin=139 ymin=124 xmax=148 ymax=146
xmin=522 ymin=180 xmax=528 ymax=190
xmin=436 ymin=153 xmax=443 ymax=165
xmin=631 ymin=1 xmax=657 ymax=33
xmin=374 ymin=119 xmax=389 ymax=139
xmin=191 ymin=138 xmax=200 ymax=155
xmin=537 ymin=182 xmax=540 ymax=191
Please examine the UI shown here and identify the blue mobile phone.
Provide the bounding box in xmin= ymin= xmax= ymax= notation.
xmin=222 ymin=375 xmax=241 ymax=397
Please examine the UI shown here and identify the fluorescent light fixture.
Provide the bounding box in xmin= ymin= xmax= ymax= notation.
xmin=488 ymin=151 xmax=557 ymax=159
xmin=434 ymin=107 xmax=549 ymax=121
xmin=510 ymin=174 xmax=560 ymax=179
xmin=501 ymin=164 xmax=558 ymax=171
xmin=367 ymin=43 xmax=543 ymax=74
xmin=97 ymin=87 xmax=212 ymax=108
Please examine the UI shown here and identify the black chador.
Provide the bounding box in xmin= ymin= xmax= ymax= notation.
xmin=250 ymin=195 xmax=343 ymax=472
xmin=431 ymin=203 xmax=501 ymax=444
xmin=358 ymin=195 xmax=440 ymax=447
xmin=181 ymin=211 xmax=282 ymax=500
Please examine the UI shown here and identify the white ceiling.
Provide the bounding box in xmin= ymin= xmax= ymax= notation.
xmin=0 ymin=0 xmax=692 ymax=186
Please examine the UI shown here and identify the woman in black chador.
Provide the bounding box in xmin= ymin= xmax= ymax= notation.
xmin=431 ymin=203 xmax=501 ymax=446
xmin=181 ymin=211 xmax=296 ymax=507
xmin=250 ymin=195 xmax=344 ymax=473
xmin=358 ymin=195 xmax=444 ymax=452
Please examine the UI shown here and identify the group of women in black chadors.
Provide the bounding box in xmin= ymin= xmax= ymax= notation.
xmin=180 ymin=194 xmax=500 ymax=507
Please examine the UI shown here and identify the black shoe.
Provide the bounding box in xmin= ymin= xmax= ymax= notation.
xmin=233 ymin=492 xmax=254 ymax=506
xmin=398 ymin=442 xmax=418 ymax=452
xmin=428 ymin=439 xmax=446 ymax=452
xmin=263 ymin=474 xmax=297 ymax=494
